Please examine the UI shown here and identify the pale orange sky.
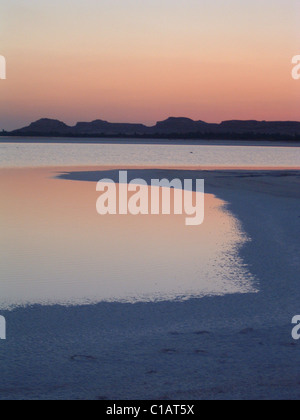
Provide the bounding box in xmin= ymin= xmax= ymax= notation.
xmin=0 ymin=0 xmax=299 ymax=130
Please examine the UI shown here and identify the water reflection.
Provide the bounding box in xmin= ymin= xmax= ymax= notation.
xmin=1 ymin=141 xmax=300 ymax=169
xmin=0 ymin=167 xmax=257 ymax=309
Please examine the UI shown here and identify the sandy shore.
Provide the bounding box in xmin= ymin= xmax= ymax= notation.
xmin=1 ymin=168 xmax=300 ymax=400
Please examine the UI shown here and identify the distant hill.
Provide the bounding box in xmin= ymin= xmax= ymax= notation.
xmin=74 ymin=120 xmax=148 ymax=135
xmin=152 ymin=117 xmax=212 ymax=134
xmin=2 ymin=117 xmax=300 ymax=141
xmin=14 ymin=118 xmax=70 ymax=134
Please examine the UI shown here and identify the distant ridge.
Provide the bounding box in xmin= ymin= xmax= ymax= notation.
xmin=2 ymin=117 xmax=300 ymax=141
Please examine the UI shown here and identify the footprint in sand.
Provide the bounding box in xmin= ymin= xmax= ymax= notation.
xmin=161 ymin=349 xmax=177 ymax=355
xmin=70 ymin=355 xmax=97 ymax=362
xmin=194 ymin=349 xmax=208 ymax=355
xmin=193 ymin=331 xmax=211 ymax=336
xmin=239 ymin=328 xmax=254 ymax=335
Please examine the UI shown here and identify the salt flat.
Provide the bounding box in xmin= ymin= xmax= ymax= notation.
xmin=0 ymin=168 xmax=300 ymax=400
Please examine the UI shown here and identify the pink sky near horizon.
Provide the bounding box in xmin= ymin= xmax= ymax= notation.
xmin=0 ymin=0 xmax=299 ymax=130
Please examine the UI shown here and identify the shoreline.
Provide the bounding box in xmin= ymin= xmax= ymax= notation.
xmin=1 ymin=167 xmax=300 ymax=400
xmin=1 ymin=136 xmax=300 ymax=147
xmin=1 ymin=165 xmax=300 ymax=172
xmin=55 ymin=166 xmax=300 ymax=317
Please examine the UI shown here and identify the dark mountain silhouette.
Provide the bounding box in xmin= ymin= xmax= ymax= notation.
xmin=19 ymin=118 xmax=70 ymax=134
xmin=152 ymin=117 xmax=212 ymax=133
xmin=219 ymin=120 xmax=300 ymax=135
xmin=2 ymin=117 xmax=300 ymax=141
xmin=74 ymin=119 xmax=148 ymax=135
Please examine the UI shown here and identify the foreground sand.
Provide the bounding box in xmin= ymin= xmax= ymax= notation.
xmin=1 ymin=168 xmax=300 ymax=400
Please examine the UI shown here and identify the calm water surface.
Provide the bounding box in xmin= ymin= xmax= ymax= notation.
xmin=0 ymin=168 xmax=257 ymax=309
xmin=0 ymin=140 xmax=300 ymax=168
xmin=2 ymin=139 xmax=295 ymax=308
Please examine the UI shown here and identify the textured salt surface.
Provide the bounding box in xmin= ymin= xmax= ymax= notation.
xmin=0 ymin=169 xmax=299 ymax=400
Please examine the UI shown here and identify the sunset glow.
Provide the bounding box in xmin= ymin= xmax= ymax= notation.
xmin=0 ymin=0 xmax=299 ymax=130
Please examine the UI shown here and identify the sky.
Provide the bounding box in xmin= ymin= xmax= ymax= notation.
xmin=0 ymin=0 xmax=299 ymax=130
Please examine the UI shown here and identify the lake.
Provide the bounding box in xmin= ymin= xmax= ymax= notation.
xmin=1 ymin=139 xmax=300 ymax=168
xmin=1 ymin=139 xmax=299 ymax=309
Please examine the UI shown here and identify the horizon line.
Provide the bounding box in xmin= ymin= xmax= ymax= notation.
xmin=6 ymin=116 xmax=300 ymax=131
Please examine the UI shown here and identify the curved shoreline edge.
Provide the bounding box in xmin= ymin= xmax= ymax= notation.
xmin=1 ymin=168 xmax=300 ymax=400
